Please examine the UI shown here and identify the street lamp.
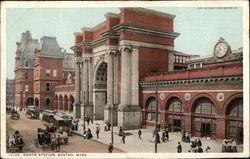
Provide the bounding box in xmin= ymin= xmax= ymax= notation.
xmin=111 ymin=50 xmax=116 ymax=144
xmin=155 ymin=79 xmax=159 ymax=153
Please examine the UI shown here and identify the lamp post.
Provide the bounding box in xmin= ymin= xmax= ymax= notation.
xmin=83 ymin=91 xmax=86 ymax=132
xmin=154 ymin=79 xmax=159 ymax=153
xmin=111 ymin=50 xmax=116 ymax=144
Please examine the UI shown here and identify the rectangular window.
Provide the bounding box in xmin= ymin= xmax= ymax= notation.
xmin=194 ymin=122 xmax=201 ymax=131
xmin=189 ymin=64 xmax=194 ymax=69
xmin=196 ymin=63 xmax=201 ymax=68
xmin=229 ymin=127 xmax=237 ymax=137
xmin=53 ymin=69 xmax=57 ymax=77
xmin=211 ymin=124 xmax=217 ymax=134
xmin=46 ymin=69 xmax=51 ymax=77
xmin=46 ymin=83 xmax=50 ymax=91
xmin=24 ymin=85 xmax=29 ymax=91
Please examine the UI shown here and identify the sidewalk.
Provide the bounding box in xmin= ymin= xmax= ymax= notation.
xmin=72 ymin=119 xmax=243 ymax=153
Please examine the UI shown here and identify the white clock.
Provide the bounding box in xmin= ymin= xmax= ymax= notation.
xmin=214 ymin=42 xmax=229 ymax=58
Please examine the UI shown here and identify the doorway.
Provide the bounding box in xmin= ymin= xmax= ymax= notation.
xmin=201 ymin=123 xmax=211 ymax=138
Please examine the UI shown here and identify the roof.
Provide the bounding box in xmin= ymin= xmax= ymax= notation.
xmin=54 ymin=111 xmax=72 ymax=120
xmin=38 ymin=36 xmax=63 ymax=58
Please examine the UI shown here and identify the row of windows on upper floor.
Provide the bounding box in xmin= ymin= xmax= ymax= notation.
xmin=23 ymin=69 xmax=58 ymax=79
xmin=174 ymin=55 xmax=189 ymax=64
xmin=24 ymin=83 xmax=51 ymax=92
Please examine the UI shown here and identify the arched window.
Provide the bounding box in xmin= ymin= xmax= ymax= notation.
xmin=145 ymin=97 xmax=159 ymax=122
xmin=227 ymin=98 xmax=243 ymax=144
xmin=46 ymin=98 xmax=50 ymax=106
xmin=192 ymin=97 xmax=217 ymax=138
xmin=147 ymin=98 xmax=156 ymax=110
xmin=168 ymin=97 xmax=183 ymax=112
xmin=194 ymin=98 xmax=216 ymax=115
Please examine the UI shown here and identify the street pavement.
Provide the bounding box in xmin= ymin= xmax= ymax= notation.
xmin=73 ymin=119 xmax=243 ymax=153
xmin=6 ymin=110 xmax=123 ymax=153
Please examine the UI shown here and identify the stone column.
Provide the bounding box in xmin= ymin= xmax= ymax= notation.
xmin=104 ymin=49 xmax=118 ymax=125
xmin=118 ymin=45 xmax=141 ymax=130
xmin=73 ymin=58 xmax=82 ymax=118
xmin=81 ymin=57 xmax=92 ymax=119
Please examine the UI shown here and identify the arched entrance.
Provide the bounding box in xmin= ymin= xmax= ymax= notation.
xmin=59 ymin=95 xmax=63 ymax=110
xmin=55 ymin=95 xmax=59 ymax=110
xmin=93 ymin=62 xmax=107 ymax=120
xmin=64 ymin=95 xmax=68 ymax=111
xmin=165 ymin=97 xmax=184 ymax=132
xmin=192 ymin=97 xmax=217 ymax=138
xmin=145 ymin=97 xmax=158 ymax=125
xmin=35 ymin=98 xmax=39 ymax=107
xmin=26 ymin=97 xmax=34 ymax=106
xmin=226 ymin=97 xmax=243 ymax=144
xmin=69 ymin=96 xmax=74 ymax=112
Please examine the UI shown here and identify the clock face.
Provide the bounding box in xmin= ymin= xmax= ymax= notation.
xmin=214 ymin=42 xmax=228 ymax=58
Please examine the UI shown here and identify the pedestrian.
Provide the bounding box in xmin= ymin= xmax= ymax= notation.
xmin=198 ymin=146 xmax=203 ymax=153
xmin=138 ymin=129 xmax=142 ymax=139
xmin=222 ymin=139 xmax=227 ymax=152
xmin=75 ymin=120 xmax=78 ymax=131
xmin=231 ymin=139 xmax=237 ymax=152
xmin=108 ymin=143 xmax=113 ymax=153
xmin=181 ymin=129 xmax=186 ymax=142
xmin=56 ymin=135 xmax=62 ymax=151
xmin=122 ymin=132 xmax=126 ymax=144
xmin=156 ymin=132 xmax=160 ymax=143
xmin=108 ymin=122 xmax=111 ymax=131
xmin=165 ymin=129 xmax=169 ymax=141
xmin=227 ymin=140 xmax=233 ymax=152
xmin=104 ymin=124 xmax=108 ymax=131
xmin=197 ymin=138 xmax=202 ymax=147
xmin=177 ymin=142 xmax=182 ymax=153
xmin=87 ymin=116 xmax=90 ymax=125
xmin=96 ymin=127 xmax=100 ymax=139
xmin=161 ymin=131 xmax=166 ymax=142
xmin=205 ymin=146 xmax=211 ymax=153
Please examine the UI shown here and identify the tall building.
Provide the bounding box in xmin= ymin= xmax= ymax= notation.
xmin=14 ymin=31 xmax=75 ymax=111
xmin=71 ymin=7 xmax=243 ymax=143
xmin=6 ymin=78 xmax=15 ymax=106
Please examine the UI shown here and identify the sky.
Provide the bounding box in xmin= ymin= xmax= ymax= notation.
xmin=6 ymin=7 xmax=243 ymax=79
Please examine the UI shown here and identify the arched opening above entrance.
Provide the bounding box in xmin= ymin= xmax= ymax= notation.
xmin=93 ymin=62 xmax=107 ymax=120
xmin=165 ymin=97 xmax=184 ymax=132
xmin=26 ymin=97 xmax=34 ymax=106
xmin=226 ymin=97 xmax=243 ymax=144
xmin=69 ymin=95 xmax=74 ymax=112
xmin=192 ymin=97 xmax=217 ymax=139
xmin=145 ymin=97 xmax=158 ymax=123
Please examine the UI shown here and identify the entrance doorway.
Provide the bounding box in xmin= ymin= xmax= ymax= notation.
xmin=201 ymin=123 xmax=211 ymax=138
xmin=239 ymin=128 xmax=243 ymax=144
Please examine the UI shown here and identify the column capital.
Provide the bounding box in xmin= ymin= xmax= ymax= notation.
xmin=119 ymin=45 xmax=132 ymax=53
xmin=106 ymin=49 xmax=119 ymax=56
xmin=83 ymin=57 xmax=91 ymax=62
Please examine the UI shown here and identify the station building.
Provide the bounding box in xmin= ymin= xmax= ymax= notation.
xmin=71 ymin=7 xmax=243 ymax=143
xmin=14 ymin=31 xmax=75 ymax=111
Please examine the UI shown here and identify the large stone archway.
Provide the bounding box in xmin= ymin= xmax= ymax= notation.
xmin=93 ymin=62 xmax=107 ymax=120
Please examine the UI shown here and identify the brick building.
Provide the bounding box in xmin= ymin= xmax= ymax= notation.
xmin=71 ymin=7 xmax=243 ymax=143
xmin=14 ymin=31 xmax=75 ymax=111
xmin=6 ymin=78 xmax=15 ymax=106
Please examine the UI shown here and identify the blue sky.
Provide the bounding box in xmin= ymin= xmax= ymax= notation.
xmin=6 ymin=7 xmax=243 ymax=79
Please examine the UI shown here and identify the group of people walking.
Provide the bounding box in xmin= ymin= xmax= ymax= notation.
xmin=222 ymin=139 xmax=238 ymax=152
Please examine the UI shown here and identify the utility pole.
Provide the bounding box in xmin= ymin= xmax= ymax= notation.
xmin=155 ymin=80 xmax=158 ymax=153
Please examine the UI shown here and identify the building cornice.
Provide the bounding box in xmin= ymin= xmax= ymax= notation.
xmin=113 ymin=24 xmax=180 ymax=40
xmin=140 ymin=75 xmax=243 ymax=89
xmin=120 ymin=7 xmax=176 ymax=19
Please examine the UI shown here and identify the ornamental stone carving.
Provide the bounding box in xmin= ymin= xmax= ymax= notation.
xmin=217 ymin=93 xmax=224 ymax=102
xmin=160 ymin=93 xmax=165 ymax=100
xmin=184 ymin=93 xmax=191 ymax=101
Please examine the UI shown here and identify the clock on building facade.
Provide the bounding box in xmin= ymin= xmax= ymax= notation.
xmin=214 ymin=37 xmax=231 ymax=58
